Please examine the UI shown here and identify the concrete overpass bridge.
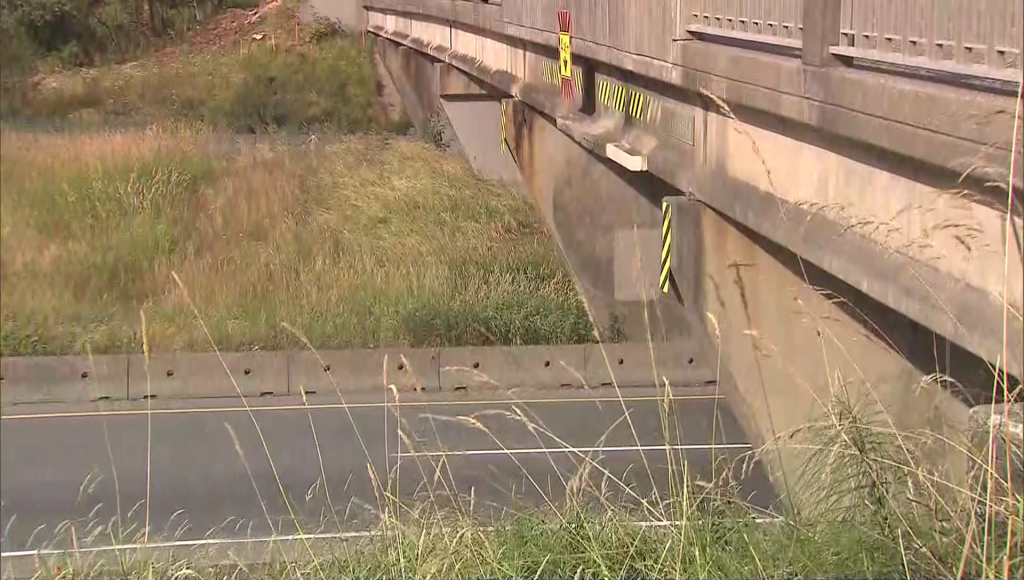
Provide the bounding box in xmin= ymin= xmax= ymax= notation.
xmin=319 ymin=0 xmax=1022 ymax=490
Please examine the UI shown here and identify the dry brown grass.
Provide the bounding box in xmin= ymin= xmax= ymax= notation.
xmin=0 ymin=128 xmax=593 ymax=354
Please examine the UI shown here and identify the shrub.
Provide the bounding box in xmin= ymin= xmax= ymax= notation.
xmin=213 ymin=37 xmax=377 ymax=133
xmin=306 ymin=14 xmax=342 ymax=44
xmin=0 ymin=6 xmax=37 ymax=115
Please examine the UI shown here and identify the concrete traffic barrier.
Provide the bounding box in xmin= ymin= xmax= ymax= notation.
xmin=289 ymin=348 xmax=440 ymax=394
xmin=584 ymin=341 xmax=714 ymax=388
xmin=0 ymin=355 xmax=128 ymax=405
xmin=126 ymin=352 xmax=288 ymax=400
xmin=1 ymin=344 xmax=714 ymax=405
xmin=438 ymin=345 xmax=587 ymax=391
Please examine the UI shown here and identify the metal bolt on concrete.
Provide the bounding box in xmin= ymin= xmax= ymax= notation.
xmin=289 ymin=348 xmax=441 ymax=394
xmin=439 ymin=345 xmax=587 ymax=391
xmin=126 ymin=352 xmax=289 ymax=400
xmin=0 ymin=355 xmax=128 ymax=405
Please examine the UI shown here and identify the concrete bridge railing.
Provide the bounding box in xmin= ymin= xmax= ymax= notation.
xmin=837 ymin=0 xmax=1023 ymax=82
xmin=680 ymin=0 xmax=805 ymax=49
xmin=474 ymin=0 xmax=1022 ymax=82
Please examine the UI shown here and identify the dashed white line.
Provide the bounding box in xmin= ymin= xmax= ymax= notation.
xmin=396 ymin=443 xmax=752 ymax=458
xmin=1 ymin=394 xmax=723 ymax=421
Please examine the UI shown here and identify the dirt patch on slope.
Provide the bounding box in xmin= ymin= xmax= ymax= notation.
xmin=151 ymin=1 xmax=297 ymax=62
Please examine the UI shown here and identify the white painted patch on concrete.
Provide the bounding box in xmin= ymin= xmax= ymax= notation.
xmin=605 ymin=143 xmax=648 ymax=172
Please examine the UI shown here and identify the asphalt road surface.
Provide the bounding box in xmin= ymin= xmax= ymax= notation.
xmin=1 ymin=386 xmax=773 ymax=553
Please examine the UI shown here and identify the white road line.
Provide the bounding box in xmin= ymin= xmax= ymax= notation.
xmin=3 ymin=518 xmax=783 ymax=558
xmin=1 ymin=394 xmax=722 ymax=421
xmin=0 ymin=531 xmax=378 ymax=558
xmin=396 ymin=443 xmax=751 ymax=458
xmin=636 ymin=516 xmax=783 ymax=526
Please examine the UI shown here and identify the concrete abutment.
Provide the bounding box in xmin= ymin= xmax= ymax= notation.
xmin=370 ymin=21 xmax=1017 ymax=501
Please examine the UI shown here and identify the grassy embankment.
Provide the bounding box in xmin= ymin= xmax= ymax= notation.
xmin=0 ymin=5 xmax=594 ymax=355
xmin=0 ymin=130 xmax=593 ymax=354
xmin=0 ymin=3 xmax=1019 ymax=579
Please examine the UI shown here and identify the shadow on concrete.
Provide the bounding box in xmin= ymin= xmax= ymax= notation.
xmin=716 ymin=210 xmax=1010 ymax=407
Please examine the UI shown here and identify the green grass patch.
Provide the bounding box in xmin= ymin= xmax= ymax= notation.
xmin=215 ymin=39 xmax=379 ymax=132
xmin=20 ymin=478 xmax=1021 ymax=579
xmin=0 ymin=129 xmax=594 ymax=354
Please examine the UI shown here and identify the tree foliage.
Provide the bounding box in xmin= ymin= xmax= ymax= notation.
xmin=0 ymin=0 xmax=230 ymax=66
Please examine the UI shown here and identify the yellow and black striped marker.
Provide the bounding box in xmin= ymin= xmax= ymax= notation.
xmin=543 ymin=62 xmax=582 ymax=95
xmin=544 ymin=62 xmax=583 ymax=96
xmin=600 ymin=81 xmax=618 ymax=110
xmin=598 ymin=83 xmax=622 ymax=113
xmin=628 ymin=91 xmax=646 ymax=119
xmin=500 ymin=100 xmax=506 ymax=152
xmin=598 ymin=79 xmax=610 ymax=106
xmin=598 ymin=80 xmax=625 ymax=112
xmin=660 ymin=199 xmax=672 ymax=294
xmin=595 ymin=81 xmax=664 ymax=124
